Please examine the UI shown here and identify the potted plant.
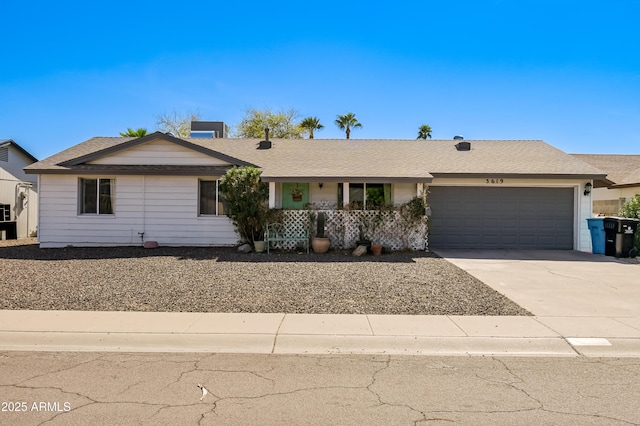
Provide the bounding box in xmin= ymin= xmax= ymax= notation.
xmin=311 ymin=212 xmax=331 ymax=253
xmin=371 ymin=243 xmax=383 ymax=256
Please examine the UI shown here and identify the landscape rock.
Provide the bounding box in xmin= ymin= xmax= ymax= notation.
xmin=0 ymin=239 xmax=531 ymax=316
xmin=352 ymin=245 xmax=367 ymax=257
xmin=238 ymin=243 xmax=252 ymax=254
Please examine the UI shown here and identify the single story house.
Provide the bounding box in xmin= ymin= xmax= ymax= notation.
xmin=1 ymin=139 xmax=38 ymax=239
xmin=25 ymin=132 xmax=605 ymax=251
xmin=572 ymin=154 xmax=640 ymax=216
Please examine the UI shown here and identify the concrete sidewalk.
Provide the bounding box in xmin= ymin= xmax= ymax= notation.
xmin=1 ymin=309 xmax=638 ymax=357
xmin=1 ymin=250 xmax=638 ymax=358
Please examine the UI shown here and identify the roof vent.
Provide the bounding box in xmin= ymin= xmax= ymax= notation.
xmin=257 ymin=128 xmax=272 ymax=150
xmin=453 ymin=135 xmax=464 ymax=140
xmin=455 ymin=141 xmax=471 ymax=151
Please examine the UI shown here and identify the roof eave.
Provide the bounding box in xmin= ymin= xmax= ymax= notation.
xmin=1 ymin=139 xmax=38 ymax=163
xmin=430 ymin=173 xmax=608 ymax=180
xmin=261 ymin=176 xmax=433 ymax=183
xmin=24 ymin=166 xmax=235 ymax=176
xmin=58 ymin=132 xmax=256 ymax=168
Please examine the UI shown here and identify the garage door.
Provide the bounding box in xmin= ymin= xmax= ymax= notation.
xmin=428 ymin=187 xmax=574 ymax=249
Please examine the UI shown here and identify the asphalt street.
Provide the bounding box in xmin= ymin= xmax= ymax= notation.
xmin=1 ymin=351 xmax=638 ymax=425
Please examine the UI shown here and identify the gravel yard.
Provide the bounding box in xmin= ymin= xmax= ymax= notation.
xmin=0 ymin=239 xmax=530 ymax=315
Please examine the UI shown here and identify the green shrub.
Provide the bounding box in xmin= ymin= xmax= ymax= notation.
xmin=218 ymin=166 xmax=269 ymax=245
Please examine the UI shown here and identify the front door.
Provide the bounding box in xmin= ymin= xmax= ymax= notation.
xmin=282 ymin=183 xmax=309 ymax=209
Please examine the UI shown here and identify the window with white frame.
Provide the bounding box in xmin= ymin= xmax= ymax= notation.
xmin=79 ymin=178 xmax=114 ymax=214
xmin=338 ymin=183 xmax=392 ymax=209
xmin=199 ymin=179 xmax=225 ymax=215
xmin=0 ymin=204 xmax=10 ymax=221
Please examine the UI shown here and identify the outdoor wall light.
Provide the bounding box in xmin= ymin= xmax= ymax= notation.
xmin=584 ymin=182 xmax=592 ymax=196
xmin=318 ymin=183 xmax=324 ymax=189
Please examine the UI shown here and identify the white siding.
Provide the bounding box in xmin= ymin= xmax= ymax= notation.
xmin=0 ymin=146 xmax=38 ymax=239
xmin=38 ymin=174 xmax=238 ymax=248
xmin=88 ymin=139 xmax=231 ymax=165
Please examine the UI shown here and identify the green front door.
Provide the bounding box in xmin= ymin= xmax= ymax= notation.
xmin=282 ymin=183 xmax=309 ymax=209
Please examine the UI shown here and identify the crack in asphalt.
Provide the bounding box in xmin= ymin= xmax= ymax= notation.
xmin=2 ymin=353 xmax=639 ymax=425
xmin=493 ymin=357 xmax=638 ymax=425
xmin=364 ymin=356 xmax=437 ymax=425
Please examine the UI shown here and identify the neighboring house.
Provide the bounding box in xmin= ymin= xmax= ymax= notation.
xmin=572 ymin=154 xmax=640 ymax=216
xmin=25 ymin=132 xmax=605 ymax=251
xmin=0 ymin=139 xmax=38 ymax=239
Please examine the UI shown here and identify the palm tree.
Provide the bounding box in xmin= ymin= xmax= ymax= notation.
xmin=299 ymin=117 xmax=324 ymax=139
xmin=120 ymin=128 xmax=148 ymax=137
xmin=335 ymin=113 xmax=362 ymax=139
xmin=417 ymin=124 xmax=432 ymax=140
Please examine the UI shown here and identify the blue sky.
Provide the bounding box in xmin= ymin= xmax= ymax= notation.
xmin=1 ymin=0 xmax=639 ymax=160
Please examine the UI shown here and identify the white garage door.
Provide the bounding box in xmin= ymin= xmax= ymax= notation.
xmin=428 ymin=187 xmax=574 ymax=249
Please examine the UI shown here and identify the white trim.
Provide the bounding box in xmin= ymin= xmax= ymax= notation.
xmin=342 ymin=182 xmax=349 ymax=206
xmin=269 ymin=182 xmax=276 ymax=208
xmin=198 ymin=178 xmax=223 ymax=216
xmin=77 ymin=177 xmax=115 ymax=216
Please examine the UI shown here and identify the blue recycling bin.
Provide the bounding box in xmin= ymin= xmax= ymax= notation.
xmin=586 ymin=218 xmax=605 ymax=254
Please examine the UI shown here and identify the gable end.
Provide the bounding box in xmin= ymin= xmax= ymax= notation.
xmin=58 ymin=132 xmax=256 ymax=168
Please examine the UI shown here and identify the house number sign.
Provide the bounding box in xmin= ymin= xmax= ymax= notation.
xmin=485 ymin=178 xmax=505 ymax=184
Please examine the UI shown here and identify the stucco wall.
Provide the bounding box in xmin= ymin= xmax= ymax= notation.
xmin=592 ymin=187 xmax=640 ymax=216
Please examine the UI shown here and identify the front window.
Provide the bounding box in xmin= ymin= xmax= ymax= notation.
xmin=80 ymin=178 xmax=113 ymax=214
xmin=339 ymin=183 xmax=392 ymax=209
xmin=199 ymin=180 xmax=224 ymax=215
xmin=80 ymin=178 xmax=114 ymax=214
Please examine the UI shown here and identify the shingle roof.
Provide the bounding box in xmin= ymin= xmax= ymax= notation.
xmin=25 ymin=133 xmax=606 ymax=181
xmin=571 ymin=154 xmax=640 ymax=187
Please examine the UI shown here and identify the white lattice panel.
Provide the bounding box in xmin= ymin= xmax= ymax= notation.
xmin=273 ymin=209 xmax=429 ymax=251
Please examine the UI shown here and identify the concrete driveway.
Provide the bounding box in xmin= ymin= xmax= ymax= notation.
xmin=435 ymin=249 xmax=640 ymax=354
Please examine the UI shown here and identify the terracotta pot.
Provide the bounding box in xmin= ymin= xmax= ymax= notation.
xmin=371 ymin=244 xmax=383 ymax=256
xmin=254 ymin=241 xmax=266 ymax=253
xmin=311 ymin=237 xmax=330 ymax=253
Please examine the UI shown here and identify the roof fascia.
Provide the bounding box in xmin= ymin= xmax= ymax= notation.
xmin=24 ymin=166 xmax=234 ymax=176
xmin=610 ymin=182 xmax=640 ymax=189
xmin=0 ymin=139 xmax=38 ymax=162
xmin=58 ymin=132 xmax=256 ymax=168
xmin=262 ymin=176 xmax=433 ymax=183
xmin=430 ymin=173 xmax=609 ymax=180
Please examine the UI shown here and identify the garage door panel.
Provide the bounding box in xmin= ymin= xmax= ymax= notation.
xmin=518 ymin=219 xmax=537 ymax=229
xmin=536 ymin=219 xmax=556 ymax=230
xmin=429 ymin=187 xmax=574 ymax=249
xmin=500 ymin=235 xmax=518 ymax=245
xmin=483 ymin=218 xmax=501 ymax=228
